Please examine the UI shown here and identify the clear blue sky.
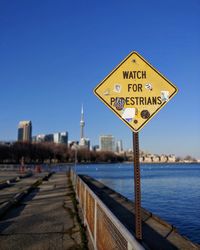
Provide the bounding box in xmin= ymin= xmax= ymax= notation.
xmin=0 ymin=0 xmax=199 ymax=158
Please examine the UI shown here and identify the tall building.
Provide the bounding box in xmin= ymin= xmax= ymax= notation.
xmin=54 ymin=132 xmax=68 ymax=144
xmin=44 ymin=133 xmax=54 ymax=142
xmin=53 ymin=133 xmax=60 ymax=143
xmin=60 ymin=132 xmax=68 ymax=144
xmin=99 ymin=135 xmax=115 ymax=152
xmin=116 ymin=140 xmax=123 ymax=153
xmin=18 ymin=121 xmax=32 ymax=142
xmin=36 ymin=134 xmax=45 ymax=142
xmin=33 ymin=132 xmax=68 ymax=145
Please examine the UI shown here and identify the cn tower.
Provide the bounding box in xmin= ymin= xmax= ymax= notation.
xmin=80 ymin=104 xmax=85 ymax=139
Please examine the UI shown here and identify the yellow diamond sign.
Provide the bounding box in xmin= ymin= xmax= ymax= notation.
xmin=94 ymin=51 xmax=178 ymax=132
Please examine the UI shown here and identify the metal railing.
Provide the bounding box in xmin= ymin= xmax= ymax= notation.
xmin=70 ymin=170 xmax=144 ymax=250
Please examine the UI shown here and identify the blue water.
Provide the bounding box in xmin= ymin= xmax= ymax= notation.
xmin=75 ymin=163 xmax=200 ymax=244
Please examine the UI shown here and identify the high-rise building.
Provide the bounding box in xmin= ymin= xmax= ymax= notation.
xmin=54 ymin=132 xmax=68 ymax=144
xmin=36 ymin=134 xmax=45 ymax=142
xmin=53 ymin=133 xmax=60 ymax=143
xmin=116 ymin=140 xmax=123 ymax=153
xmin=44 ymin=134 xmax=54 ymax=142
xmin=33 ymin=131 xmax=68 ymax=145
xmin=18 ymin=121 xmax=32 ymax=142
xmin=99 ymin=135 xmax=115 ymax=152
xmin=60 ymin=132 xmax=68 ymax=144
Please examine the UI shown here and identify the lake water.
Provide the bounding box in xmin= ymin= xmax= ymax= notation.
xmin=75 ymin=163 xmax=200 ymax=244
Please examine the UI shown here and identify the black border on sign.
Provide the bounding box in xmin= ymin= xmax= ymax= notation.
xmin=93 ymin=51 xmax=178 ymax=132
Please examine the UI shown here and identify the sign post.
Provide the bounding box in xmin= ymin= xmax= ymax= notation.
xmin=133 ymin=132 xmax=142 ymax=239
xmin=93 ymin=51 xmax=178 ymax=240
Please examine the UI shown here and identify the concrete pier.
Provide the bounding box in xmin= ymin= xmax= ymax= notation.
xmin=0 ymin=172 xmax=86 ymax=250
xmin=73 ymin=173 xmax=199 ymax=250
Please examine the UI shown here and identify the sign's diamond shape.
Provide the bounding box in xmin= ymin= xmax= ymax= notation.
xmin=94 ymin=51 xmax=178 ymax=132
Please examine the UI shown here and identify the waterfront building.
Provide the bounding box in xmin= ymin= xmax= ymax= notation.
xmin=99 ymin=135 xmax=115 ymax=152
xmin=160 ymin=155 xmax=168 ymax=162
xmin=18 ymin=121 xmax=32 ymax=142
xmin=142 ymin=155 xmax=153 ymax=163
xmin=152 ymin=155 xmax=160 ymax=163
xmin=167 ymin=154 xmax=176 ymax=162
xmin=139 ymin=156 xmax=144 ymax=162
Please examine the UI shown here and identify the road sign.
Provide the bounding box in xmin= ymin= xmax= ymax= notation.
xmin=94 ymin=51 xmax=178 ymax=132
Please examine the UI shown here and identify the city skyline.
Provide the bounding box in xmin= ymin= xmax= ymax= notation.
xmin=0 ymin=1 xmax=199 ymax=158
xmin=0 ymin=116 xmax=196 ymax=159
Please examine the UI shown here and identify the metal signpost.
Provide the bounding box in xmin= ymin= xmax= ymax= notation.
xmin=133 ymin=132 xmax=142 ymax=239
xmin=93 ymin=51 xmax=178 ymax=240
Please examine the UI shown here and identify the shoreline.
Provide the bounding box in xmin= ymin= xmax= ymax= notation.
xmin=0 ymin=161 xmax=199 ymax=167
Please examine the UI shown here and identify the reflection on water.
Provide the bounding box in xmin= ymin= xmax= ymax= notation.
xmin=76 ymin=163 xmax=200 ymax=244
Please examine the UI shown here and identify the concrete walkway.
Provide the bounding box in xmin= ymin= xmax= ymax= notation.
xmin=0 ymin=172 xmax=86 ymax=250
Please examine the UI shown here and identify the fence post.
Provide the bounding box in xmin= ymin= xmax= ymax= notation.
xmin=84 ymin=185 xmax=86 ymax=225
xmin=128 ymin=242 xmax=133 ymax=250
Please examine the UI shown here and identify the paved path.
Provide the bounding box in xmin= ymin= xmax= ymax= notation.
xmin=0 ymin=172 xmax=86 ymax=250
xmin=0 ymin=171 xmax=19 ymax=182
xmin=0 ymin=173 xmax=45 ymax=204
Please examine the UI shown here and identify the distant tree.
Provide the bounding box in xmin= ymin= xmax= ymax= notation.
xmin=0 ymin=144 xmax=11 ymax=163
xmin=175 ymin=156 xmax=182 ymax=162
xmin=0 ymin=142 xmax=127 ymax=164
xmin=184 ymin=155 xmax=196 ymax=162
